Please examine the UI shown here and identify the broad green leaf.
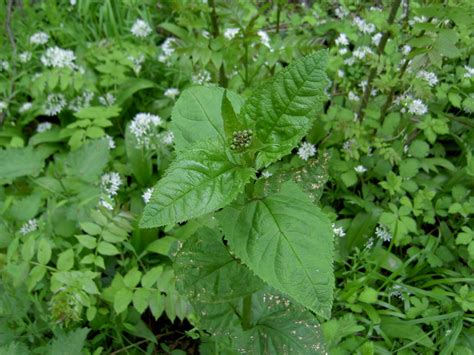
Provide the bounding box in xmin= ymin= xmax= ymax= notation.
xmin=239 ymin=51 xmax=329 ymax=168
xmin=174 ymin=227 xmax=264 ymax=303
xmin=74 ymin=105 xmax=121 ymax=120
xmin=116 ymin=78 xmax=157 ymax=105
xmin=57 ymin=249 xmax=75 ymax=271
xmin=149 ymin=291 xmax=165 ymax=319
xmin=37 ymin=239 xmax=52 ymax=265
xmin=80 ymin=222 xmax=102 ymax=236
xmin=171 ymin=87 xmax=244 ymax=153
xmin=146 ymin=236 xmax=179 ymax=256
xmin=218 ymin=182 xmax=334 ymax=318
xmin=133 ymin=288 xmax=151 ymax=314
xmin=0 ymin=147 xmax=45 ymax=182
xmin=49 ymin=328 xmax=90 ymax=355
xmin=124 ymin=268 xmax=142 ymax=288
xmin=64 ymin=139 xmax=110 ymax=182
xmin=140 ymin=142 xmax=254 ymax=228
xmin=193 ymin=289 xmax=327 ymax=354
xmin=97 ymin=242 xmax=120 ymax=256
xmin=114 ymin=288 xmax=133 ymax=313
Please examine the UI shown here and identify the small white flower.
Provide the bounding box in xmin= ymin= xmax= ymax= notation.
xmin=30 ymin=32 xmax=49 ymax=45
xmin=353 ymin=46 xmax=374 ymax=60
xmin=408 ymin=98 xmax=428 ymax=115
xmin=365 ymin=237 xmax=375 ymax=249
xmin=372 ymin=33 xmax=382 ymax=46
xmin=162 ymin=131 xmax=174 ymax=145
xmin=192 ymin=70 xmax=211 ymax=85
xmin=37 ymin=122 xmax=53 ymax=133
xmin=19 ymin=102 xmax=32 ymax=113
xmin=348 ymin=91 xmax=360 ymax=102
xmin=224 ymin=28 xmax=240 ymax=40
xmin=128 ymin=54 xmax=145 ymax=75
xmin=20 ymin=219 xmax=38 ymax=235
xmin=41 ymin=47 xmax=76 ymax=69
xmin=409 ymin=16 xmax=428 ymax=26
xmin=338 ymin=47 xmax=349 ymax=56
xmin=404 ymin=144 xmax=409 ymax=154
xmin=158 ymin=38 xmax=176 ymax=62
xmin=389 ymin=284 xmax=404 ymax=299
xmin=343 ymin=56 xmax=355 ymax=65
xmin=335 ymin=33 xmax=349 ymax=46
xmin=343 ymin=139 xmax=355 ymax=152
xmin=261 ymin=170 xmax=272 ymax=179
xmin=130 ymin=113 xmax=162 ymax=147
xmin=463 ymin=65 xmax=474 ymax=79
xmin=297 ymin=142 xmax=317 ymax=161
xmin=142 ymin=188 xmax=154 ymax=204
xmin=164 ymin=88 xmax=180 ymax=99
xmin=353 ymin=17 xmax=376 ymax=34
xmin=402 ymin=45 xmax=411 ymax=56
xmin=335 ymin=7 xmax=349 ymax=19
xmin=98 ymin=93 xmax=116 ymax=106
xmin=257 ymin=30 xmax=272 ymax=50
xmin=375 ymin=225 xmax=392 ymax=242
xmin=354 ymin=165 xmax=367 ymax=173
xmin=101 ymin=172 xmax=122 ymax=198
xmin=105 ymin=135 xmax=115 ymax=149
xmin=337 ymin=69 xmax=345 ymax=78
xmin=99 ymin=198 xmax=114 ymax=211
xmin=332 ymin=223 xmax=346 ymax=238
xmin=0 ymin=61 xmax=9 ymax=71
xmin=416 ymin=70 xmax=438 ymax=87
xmin=68 ymin=90 xmax=94 ymax=112
xmin=44 ymin=94 xmax=66 ymax=116
xmin=202 ymin=30 xmax=210 ymax=39
xmin=131 ymin=19 xmax=152 ymax=38
xmin=0 ymin=101 xmax=7 ymax=112
xmin=19 ymin=51 xmax=32 ymax=63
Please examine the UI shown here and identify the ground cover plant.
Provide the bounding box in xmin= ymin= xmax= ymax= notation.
xmin=0 ymin=0 xmax=473 ymax=354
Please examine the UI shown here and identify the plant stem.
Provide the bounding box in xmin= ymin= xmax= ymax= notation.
xmin=242 ymin=294 xmax=253 ymax=330
xmin=357 ymin=0 xmax=402 ymax=122
xmin=208 ymin=0 xmax=228 ymax=87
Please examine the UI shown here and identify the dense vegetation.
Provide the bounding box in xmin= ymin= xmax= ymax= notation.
xmin=0 ymin=1 xmax=473 ymax=354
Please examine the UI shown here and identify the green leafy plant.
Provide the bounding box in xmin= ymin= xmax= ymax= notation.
xmin=140 ymin=51 xmax=335 ymax=352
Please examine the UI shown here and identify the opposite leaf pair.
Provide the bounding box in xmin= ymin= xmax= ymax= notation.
xmin=140 ymin=51 xmax=334 ymax=321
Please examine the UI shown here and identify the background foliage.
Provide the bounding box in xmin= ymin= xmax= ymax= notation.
xmin=0 ymin=0 xmax=473 ymax=354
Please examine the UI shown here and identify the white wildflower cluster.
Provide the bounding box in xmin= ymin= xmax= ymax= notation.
xmin=365 ymin=237 xmax=375 ymax=249
xmin=68 ymin=91 xmax=94 ymax=112
xmin=402 ymin=45 xmax=411 ymax=56
xmin=0 ymin=101 xmax=7 ymax=112
xmin=332 ymin=223 xmax=346 ymax=238
xmin=0 ymin=61 xmax=9 ymax=72
xmin=337 ymin=69 xmax=345 ymax=78
xmin=343 ymin=139 xmax=355 ymax=153
xmin=257 ymin=30 xmax=272 ymax=50
xmin=164 ymin=88 xmax=180 ymax=100
xmin=192 ymin=70 xmax=211 ymax=85
xmin=161 ymin=131 xmax=174 ymax=145
xmin=297 ymin=141 xmax=317 ymax=161
xmin=409 ymin=16 xmax=428 ymax=26
xmin=101 ymin=172 xmax=122 ymax=199
xmin=224 ymin=28 xmax=240 ymax=40
xmin=389 ymin=284 xmax=405 ymax=299
xmin=37 ymin=122 xmax=53 ymax=133
xmin=41 ymin=47 xmax=76 ymax=69
xmin=464 ymin=65 xmax=474 ymax=79
xmin=353 ymin=17 xmax=376 ymax=34
xmin=99 ymin=199 xmax=114 ymax=211
xmin=335 ymin=33 xmax=349 ymax=46
xmin=354 ymin=165 xmax=367 ymax=173
xmin=128 ymin=54 xmax=145 ymax=75
xmin=98 ymin=92 xmax=116 ymax=106
xmin=348 ymin=91 xmax=360 ymax=102
xmin=131 ymin=19 xmax=152 ymax=38
xmin=30 ymin=32 xmax=49 ymax=45
xmin=44 ymin=94 xmax=66 ymax=116
xmin=20 ymin=219 xmax=38 ymax=235
xmin=105 ymin=134 xmax=115 ymax=149
xmin=334 ymin=7 xmax=349 ymax=19
xmin=158 ymin=38 xmax=176 ymax=63
xmin=261 ymin=170 xmax=272 ymax=179
xmin=375 ymin=225 xmax=392 ymax=242
xmin=142 ymin=188 xmax=154 ymax=204
xmin=19 ymin=51 xmax=32 ymax=63
xmin=372 ymin=33 xmax=382 ymax=47
xmin=416 ymin=70 xmax=438 ymax=87
xmin=397 ymin=94 xmax=428 ymax=116
xmin=353 ymin=46 xmax=374 ymax=60
xmin=130 ymin=112 xmax=162 ymax=147
xmin=19 ymin=102 xmax=33 ymax=113
xmin=338 ymin=47 xmax=348 ymax=56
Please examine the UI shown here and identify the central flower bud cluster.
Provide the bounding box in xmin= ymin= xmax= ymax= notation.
xmin=230 ymin=130 xmax=253 ymax=150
